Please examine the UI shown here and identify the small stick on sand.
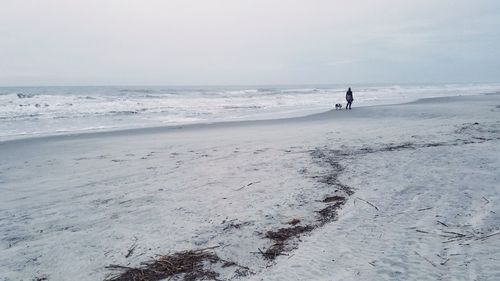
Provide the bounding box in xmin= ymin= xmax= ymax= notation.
xmin=220 ymin=259 xmax=250 ymax=270
xmin=125 ymin=236 xmax=138 ymax=258
xmin=414 ymin=251 xmax=438 ymax=267
xmin=442 ymin=231 xmax=466 ymax=237
xmin=443 ymin=238 xmax=464 ymax=244
xmin=482 ymin=196 xmax=490 ymax=204
xmin=417 ymin=207 xmax=433 ymax=211
xmin=478 ymin=231 xmax=500 ymax=241
xmin=235 ymin=181 xmax=261 ymax=191
xmin=437 ymin=221 xmax=449 ymax=227
xmin=194 ymin=245 xmax=220 ymax=251
xmin=356 ymin=197 xmax=379 ymax=211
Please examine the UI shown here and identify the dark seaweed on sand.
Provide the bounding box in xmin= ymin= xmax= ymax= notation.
xmin=105 ymin=247 xmax=228 ymax=281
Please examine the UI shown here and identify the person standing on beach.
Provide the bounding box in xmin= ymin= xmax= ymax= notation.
xmin=345 ymin=88 xmax=353 ymax=110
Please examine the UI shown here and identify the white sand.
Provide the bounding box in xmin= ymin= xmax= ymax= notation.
xmin=1 ymin=94 xmax=499 ymax=281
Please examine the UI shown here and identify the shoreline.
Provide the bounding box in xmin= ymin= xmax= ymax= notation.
xmin=2 ymin=92 xmax=496 ymax=146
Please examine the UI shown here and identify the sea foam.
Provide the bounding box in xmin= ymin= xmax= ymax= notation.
xmin=0 ymin=84 xmax=499 ymax=140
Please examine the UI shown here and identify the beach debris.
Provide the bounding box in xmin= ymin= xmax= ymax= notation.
xmin=258 ymin=225 xmax=315 ymax=260
xmin=107 ymin=146 xmax=357 ymax=277
xmin=442 ymin=230 xmax=466 ymax=238
xmin=252 ymin=247 xmax=288 ymax=260
xmin=250 ymin=148 xmax=355 ymax=261
xmin=414 ymin=251 xmax=438 ymax=268
xmin=125 ymin=236 xmax=138 ymax=258
xmin=222 ymin=220 xmax=251 ymax=231
xmin=105 ymin=246 xmax=245 ymax=281
xmin=265 ymin=225 xmax=315 ymax=241
xmin=317 ymin=201 xmax=346 ymax=224
xmin=437 ymin=220 xmax=449 ymax=227
xmin=355 ymin=197 xmax=379 ymax=211
xmin=235 ymin=181 xmax=261 ymax=191
xmin=477 ymin=231 xmax=500 ymax=241
xmin=322 ymin=195 xmax=345 ymax=203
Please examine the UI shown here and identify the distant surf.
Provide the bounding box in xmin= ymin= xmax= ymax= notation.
xmin=1 ymin=83 xmax=499 ymax=141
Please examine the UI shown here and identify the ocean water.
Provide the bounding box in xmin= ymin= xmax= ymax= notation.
xmin=1 ymin=84 xmax=499 ymax=141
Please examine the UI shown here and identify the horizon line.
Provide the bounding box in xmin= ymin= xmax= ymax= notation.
xmin=1 ymin=81 xmax=500 ymax=88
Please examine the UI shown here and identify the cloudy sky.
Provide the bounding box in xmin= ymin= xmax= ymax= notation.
xmin=1 ymin=0 xmax=499 ymax=86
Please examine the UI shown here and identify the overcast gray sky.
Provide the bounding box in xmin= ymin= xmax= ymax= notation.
xmin=1 ymin=0 xmax=499 ymax=86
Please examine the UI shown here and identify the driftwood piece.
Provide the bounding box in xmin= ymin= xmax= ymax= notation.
xmin=437 ymin=221 xmax=449 ymax=227
xmin=356 ymin=197 xmax=379 ymax=211
xmin=478 ymin=231 xmax=500 ymax=241
xmin=414 ymin=251 xmax=437 ymax=268
xmin=235 ymin=181 xmax=261 ymax=191
xmin=125 ymin=236 xmax=138 ymax=258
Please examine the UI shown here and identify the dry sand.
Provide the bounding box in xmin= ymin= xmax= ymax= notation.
xmin=1 ymin=94 xmax=500 ymax=280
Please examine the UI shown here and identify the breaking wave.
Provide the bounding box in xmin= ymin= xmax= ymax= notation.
xmin=1 ymin=84 xmax=500 ymax=140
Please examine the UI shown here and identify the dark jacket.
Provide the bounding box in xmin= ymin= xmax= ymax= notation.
xmin=346 ymin=89 xmax=353 ymax=102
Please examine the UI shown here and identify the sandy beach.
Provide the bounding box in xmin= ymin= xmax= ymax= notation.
xmin=1 ymin=93 xmax=500 ymax=281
